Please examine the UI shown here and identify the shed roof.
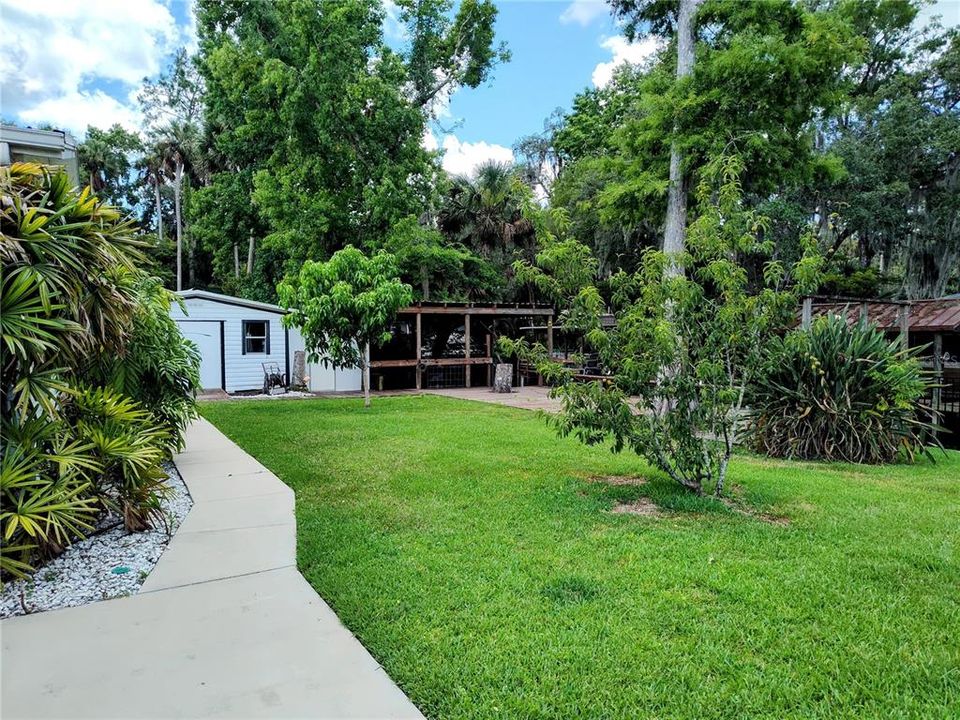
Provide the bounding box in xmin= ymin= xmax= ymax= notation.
xmin=176 ymin=289 xmax=288 ymax=315
xmin=810 ymin=297 xmax=960 ymax=332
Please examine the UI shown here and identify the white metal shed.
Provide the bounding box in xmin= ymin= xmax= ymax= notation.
xmin=170 ymin=290 xmax=361 ymax=394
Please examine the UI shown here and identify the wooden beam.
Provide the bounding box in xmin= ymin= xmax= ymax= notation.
xmin=464 ymin=313 xmax=471 ymax=388
xmin=486 ymin=334 xmax=492 ymax=387
xmin=370 ymin=357 xmax=492 ymax=369
xmin=415 ymin=313 xmax=422 ymax=390
xmin=398 ymin=306 xmax=554 ymax=317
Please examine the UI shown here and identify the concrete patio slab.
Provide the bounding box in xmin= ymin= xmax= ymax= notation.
xmin=424 ymin=385 xmax=563 ymax=412
xmin=1 ymin=417 xmax=424 ymax=720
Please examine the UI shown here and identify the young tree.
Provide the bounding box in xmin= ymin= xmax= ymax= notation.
xmin=506 ymin=156 xmax=822 ymax=496
xmin=278 ymin=246 xmax=413 ymax=407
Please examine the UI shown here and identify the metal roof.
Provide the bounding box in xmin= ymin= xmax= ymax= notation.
xmin=810 ymin=297 xmax=960 ymax=332
xmin=176 ymin=289 xmax=288 ymax=315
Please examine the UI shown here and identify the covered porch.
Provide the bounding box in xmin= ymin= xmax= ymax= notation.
xmin=369 ymin=302 xmax=555 ymax=391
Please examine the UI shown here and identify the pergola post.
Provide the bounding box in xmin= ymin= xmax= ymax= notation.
xmin=933 ymin=332 xmax=943 ymax=438
xmin=486 ymin=334 xmax=492 ymax=386
xmin=415 ymin=313 xmax=422 ymax=391
xmin=464 ymin=313 xmax=471 ymax=388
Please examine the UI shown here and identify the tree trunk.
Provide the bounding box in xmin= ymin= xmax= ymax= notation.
xmin=663 ymin=0 xmax=700 ymax=277
xmin=174 ymin=163 xmax=183 ymax=292
xmin=234 ymin=244 xmax=240 ymax=278
xmin=247 ymin=231 xmax=255 ymax=275
xmin=187 ymin=236 xmax=196 ymax=290
xmin=154 ymin=181 xmax=163 ymax=244
xmin=363 ymin=342 xmax=371 ymax=408
xmin=421 ymin=267 xmax=430 ymax=301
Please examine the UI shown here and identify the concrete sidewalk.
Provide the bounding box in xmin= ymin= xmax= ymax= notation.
xmin=1 ymin=418 xmax=424 ymax=720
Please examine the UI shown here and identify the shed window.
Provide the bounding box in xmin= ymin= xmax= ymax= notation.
xmin=242 ymin=320 xmax=270 ymax=354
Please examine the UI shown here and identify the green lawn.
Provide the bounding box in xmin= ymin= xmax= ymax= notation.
xmin=201 ymin=395 xmax=960 ymax=719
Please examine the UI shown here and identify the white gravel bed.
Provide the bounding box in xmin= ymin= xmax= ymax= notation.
xmin=1 ymin=463 xmax=192 ymax=618
xmin=232 ymin=390 xmax=315 ymax=400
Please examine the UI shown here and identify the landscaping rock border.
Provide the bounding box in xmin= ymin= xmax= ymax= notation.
xmin=0 ymin=463 xmax=192 ymax=618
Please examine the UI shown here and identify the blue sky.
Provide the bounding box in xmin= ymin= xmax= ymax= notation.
xmin=2 ymin=0 xmax=958 ymax=175
xmin=446 ymin=1 xmax=639 ymax=145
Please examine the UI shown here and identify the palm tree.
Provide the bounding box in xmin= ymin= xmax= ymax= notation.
xmin=137 ymin=147 xmax=165 ymax=244
xmin=438 ymin=161 xmax=532 ymax=255
xmin=155 ymin=121 xmax=201 ymax=291
xmin=78 ymin=132 xmax=112 ymax=193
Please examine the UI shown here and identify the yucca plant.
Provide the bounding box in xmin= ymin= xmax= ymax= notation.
xmin=747 ymin=315 xmax=937 ymax=463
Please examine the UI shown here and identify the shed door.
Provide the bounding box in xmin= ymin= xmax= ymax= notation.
xmin=177 ymin=321 xmax=222 ymax=390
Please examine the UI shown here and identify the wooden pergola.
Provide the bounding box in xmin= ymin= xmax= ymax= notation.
xmin=369 ymin=302 xmax=555 ymax=390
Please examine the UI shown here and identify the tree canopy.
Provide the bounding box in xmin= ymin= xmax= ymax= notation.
xmin=57 ymin=0 xmax=958 ymax=304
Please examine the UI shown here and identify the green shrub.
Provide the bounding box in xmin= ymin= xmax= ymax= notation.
xmin=0 ymin=417 xmax=101 ymax=575
xmin=0 ymin=163 xmax=199 ymax=578
xmin=93 ymin=276 xmax=200 ymax=451
xmin=65 ymin=386 xmax=172 ymax=532
xmin=748 ymin=315 xmax=935 ymax=463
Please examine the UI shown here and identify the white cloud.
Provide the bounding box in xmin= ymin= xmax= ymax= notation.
xmin=423 ymin=129 xmax=514 ymax=176
xmin=18 ymin=90 xmax=144 ymax=136
xmin=559 ymin=0 xmax=608 ymax=27
xmin=422 ymin=126 xmax=440 ymax=152
xmin=0 ymin=0 xmax=186 ymax=136
xmin=592 ymin=35 xmax=661 ymax=88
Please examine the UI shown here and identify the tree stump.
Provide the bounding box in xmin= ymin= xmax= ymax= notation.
xmin=292 ymin=350 xmax=307 ymax=389
xmin=493 ymin=363 xmax=512 ymax=393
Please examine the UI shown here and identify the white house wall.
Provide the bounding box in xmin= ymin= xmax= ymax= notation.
xmin=172 ymin=296 xmax=362 ymax=393
xmin=172 ymin=298 xmax=286 ymax=393
xmin=286 ymin=327 xmax=362 ymax=392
